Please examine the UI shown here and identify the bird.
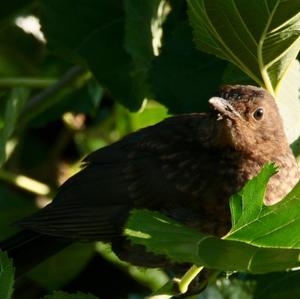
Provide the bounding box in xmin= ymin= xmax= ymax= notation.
xmin=1 ymin=84 xmax=299 ymax=277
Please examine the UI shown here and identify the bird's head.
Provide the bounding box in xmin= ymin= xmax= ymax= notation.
xmin=209 ymin=85 xmax=289 ymax=157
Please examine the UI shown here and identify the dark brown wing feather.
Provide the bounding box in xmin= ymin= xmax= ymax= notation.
xmin=18 ymin=113 xmax=231 ymax=240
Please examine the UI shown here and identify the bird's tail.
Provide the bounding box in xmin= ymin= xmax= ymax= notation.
xmin=0 ymin=230 xmax=71 ymax=278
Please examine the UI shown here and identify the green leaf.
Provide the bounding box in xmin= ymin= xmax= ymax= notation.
xmin=226 ymin=171 xmax=300 ymax=249
xmin=228 ymin=164 xmax=277 ymax=231
xmin=28 ymin=243 xmax=94 ymax=290
xmin=124 ymin=0 xmax=168 ymax=101
xmin=42 ymin=291 xmax=98 ymax=299
xmin=150 ymin=21 xmax=227 ymax=113
xmin=222 ymin=63 xmax=255 ymax=86
xmin=0 ymin=87 xmax=29 ymax=166
xmin=125 ymin=210 xmax=300 ymax=273
xmin=0 ymin=25 xmax=44 ymax=77
xmin=40 ymin=0 xmax=152 ymax=110
xmin=0 ymin=251 xmax=15 ymax=299
xmin=187 ymin=0 xmax=300 ymax=95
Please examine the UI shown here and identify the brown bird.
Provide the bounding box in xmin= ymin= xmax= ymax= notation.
xmin=1 ymin=85 xmax=299 ymax=276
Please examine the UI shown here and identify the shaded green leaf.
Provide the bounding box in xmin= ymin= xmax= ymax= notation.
xmin=188 ymin=0 xmax=300 ymax=95
xmin=0 ymin=25 xmax=44 ymax=77
xmin=28 ymin=243 xmax=94 ymax=290
xmin=124 ymin=0 xmax=168 ymax=101
xmin=40 ymin=0 xmax=151 ymax=110
xmin=0 ymin=251 xmax=14 ymax=299
xmin=150 ymin=22 xmax=227 ymax=113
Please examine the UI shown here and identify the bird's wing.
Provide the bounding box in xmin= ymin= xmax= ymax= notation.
xmin=18 ymin=114 xmax=222 ymax=240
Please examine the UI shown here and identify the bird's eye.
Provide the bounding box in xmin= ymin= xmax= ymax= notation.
xmin=253 ymin=107 xmax=264 ymax=120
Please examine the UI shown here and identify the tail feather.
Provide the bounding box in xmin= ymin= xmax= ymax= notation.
xmin=0 ymin=230 xmax=71 ymax=278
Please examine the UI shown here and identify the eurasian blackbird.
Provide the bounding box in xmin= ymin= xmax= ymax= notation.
xmin=1 ymin=85 xmax=300 ymax=277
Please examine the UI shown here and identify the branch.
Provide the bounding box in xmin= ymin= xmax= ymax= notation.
xmin=0 ymin=78 xmax=56 ymax=88
xmin=0 ymin=169 xmax=51 ymax=196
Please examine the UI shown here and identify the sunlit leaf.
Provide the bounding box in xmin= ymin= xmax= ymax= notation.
xmin=125 ymin=210 xmax=300 ymax=273
xmin=226 ymin=168 xmax=300 ymax=249
xmin=125 ymin=164 xmax=300 ymax=273
xmin=188 ymin=0 xmax=300 ymax=95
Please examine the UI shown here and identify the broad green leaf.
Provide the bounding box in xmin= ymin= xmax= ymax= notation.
xmin=125 ymin=210 xmax=300 ymax=273
xmin=226 ymin=171 xmax=300 ymax=249
xmin=222 ymin=63 xmax=255 ymax=86
xmin=0 ymin=25 xmax=44 ymax=77
xmin=187 ymin=0 xmax=300 ymax=95
xmin=150 ymin=22 xmax=227 ymax=113
xmin=124 ymin=0 xmax=169 ymax=101
xmin=40 ymin=0 xmax=154 ymax=110
xmin=228 ymin=164 xmax=277 ymax=230
xmin=28 ymin=243 xmax=94 ymax=290
xmin=42 ymin=291 xmax=98 ymax=299
xmin=0 ymin=87 xmax=29 ymax=166
xmin=0 ymin=251 xmax=15 ymax=299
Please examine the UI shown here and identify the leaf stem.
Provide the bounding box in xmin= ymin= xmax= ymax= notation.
xmin=177 ymin=265 xmax=203 ymax=294
xmin=0 ymin=169 xmax=51 ymax=196
xmin=0 ymin=78 xmax=56 ymax=88
xmin=257 ymin=1 xmax=279 ymax=96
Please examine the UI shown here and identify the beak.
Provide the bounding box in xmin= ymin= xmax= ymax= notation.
xmin=208 ymin=97 xmax=242 ymax=120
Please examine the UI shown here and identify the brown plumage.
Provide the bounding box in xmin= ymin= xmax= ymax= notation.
xmin=1 ymin=85 xmax=299 ymax=273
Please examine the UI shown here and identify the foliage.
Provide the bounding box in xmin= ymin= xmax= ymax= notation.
xmin=188 ymin=0 xmax=300 ymax=96
xmin=125 ymin=165 xmax=300 ymax=272
xmin=0 ymin=0 xmax=300 ymax=298
xmin=0 ymin=251 xmax=14 ymax=299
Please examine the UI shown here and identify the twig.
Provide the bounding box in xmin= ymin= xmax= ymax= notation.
xmin=0 ymin=169 xmax=51 ymax=196
xmin=0 ymin=78 xmax=56 ymax=88
xmin=177 ymin=265 xmax=204 ymax=294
